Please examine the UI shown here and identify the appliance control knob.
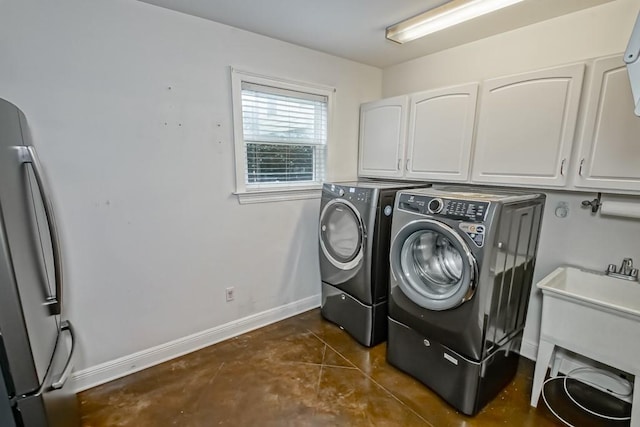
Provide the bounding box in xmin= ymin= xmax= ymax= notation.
xmin=427 ymin=198 xmax=444 ymax=214
xmin=338 ymin=188 xmax=345 ymax=197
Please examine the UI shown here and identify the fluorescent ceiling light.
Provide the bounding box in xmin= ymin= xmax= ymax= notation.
xmin=386 ymin=0 xmax=525 ymax=44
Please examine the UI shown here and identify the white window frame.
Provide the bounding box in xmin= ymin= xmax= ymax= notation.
xmin=231 ymin=68 xmax=334 ymax=204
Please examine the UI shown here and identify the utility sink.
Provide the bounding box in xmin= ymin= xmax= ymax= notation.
xmin=531 ymin=266 xmax=640 ymax=426
xmin=537 ymin=266 xmax=640 ymax=318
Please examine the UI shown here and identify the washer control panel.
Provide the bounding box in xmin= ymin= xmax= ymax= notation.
xmin=398 ymin=193 xmax=490 ymax=222
xmin=325 ymin=184 xmax=371 ymax=203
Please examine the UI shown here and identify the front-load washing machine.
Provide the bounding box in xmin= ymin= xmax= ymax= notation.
xmin=319 ymin=181 xmax=429 ymax=347
xmin=386 ymin=186 xmax=545 ymax=415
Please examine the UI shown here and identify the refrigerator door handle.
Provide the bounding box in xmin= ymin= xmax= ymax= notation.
xmin=17 ymin=146 xmax=63 ymax=316
xmin=51 ymin=320 xmax=75 ymax=390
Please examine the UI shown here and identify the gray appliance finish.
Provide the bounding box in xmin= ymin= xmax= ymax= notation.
xmin=386 ymin=185 xmax=545 ymax=415
xmin=0 ymin=98 xmax=79 ymax=426
xmin=319 ymin=181 xmax=429 ymax=347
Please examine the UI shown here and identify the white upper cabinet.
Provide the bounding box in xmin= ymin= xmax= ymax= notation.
xmin=574 ymin=55 xmax=640 ymax=191
xmin=358 ymin=95 xmax=408 ymax=178
xmin=405 ymin=83 xmax=478 ymax=182
xmin=471 ymin=63 xmax=585 ymax=187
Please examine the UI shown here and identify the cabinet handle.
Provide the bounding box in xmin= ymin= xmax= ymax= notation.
xmin=560 ymin=158 xmax=566 ymax=176
xmin=397 ymin=159 xmax=401 ymax=171
xmin=406 ymin=159 xmax=410 ymax=171
xmin=578 ymin=158 xmax=585 ymax=176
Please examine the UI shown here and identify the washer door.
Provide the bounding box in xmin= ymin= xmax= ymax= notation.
xmin=391 ymin=219 xmax=477 ymax=311
xmin=319 ymin=199 xmax=364 ymax=270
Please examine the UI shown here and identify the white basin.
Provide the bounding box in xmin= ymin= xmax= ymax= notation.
xmin=531 ymin=266 xmax=640 ymax=427
xmin=537 ymin=266 xmax=640 ymax=319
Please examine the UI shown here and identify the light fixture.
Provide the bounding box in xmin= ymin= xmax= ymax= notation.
xmin=386 ymin=0 xmax=525 ymax=44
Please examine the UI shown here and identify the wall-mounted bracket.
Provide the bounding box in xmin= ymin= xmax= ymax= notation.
xmin=581 ymin=192 xmax=602 ymax=213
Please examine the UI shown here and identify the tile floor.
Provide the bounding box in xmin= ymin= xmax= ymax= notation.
xmin=79 ymin=309 xmax=630 ymax=426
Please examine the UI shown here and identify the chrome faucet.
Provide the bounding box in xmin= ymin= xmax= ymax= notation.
xmin=606 ymin=258 xmax=639 ymax=281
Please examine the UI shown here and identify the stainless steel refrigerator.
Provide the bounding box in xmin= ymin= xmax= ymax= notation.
xmin=0 ymin=98 xmax=79 ymax=426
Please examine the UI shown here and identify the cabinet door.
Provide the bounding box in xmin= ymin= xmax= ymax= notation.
xmin=358 ymin=96 xmax=407 ymax=178
xmin=405 ymin=83 xmax=478 ymax=182
xmin=471 ymin=63 xmax=584 ymax=187
xmin=574 ymin=55 xmax=640 ymax=191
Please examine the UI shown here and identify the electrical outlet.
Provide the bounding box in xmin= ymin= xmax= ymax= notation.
xmin=225 ymin=287 xmax=235 ymax=302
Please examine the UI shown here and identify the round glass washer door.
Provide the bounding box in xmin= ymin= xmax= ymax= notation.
xmin=391 ymin=219 xmax=477 ymax=311
xmin=319 ymin=199 xmax=364 ymax=270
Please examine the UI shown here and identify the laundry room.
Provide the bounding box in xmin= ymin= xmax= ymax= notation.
xmin=0 ymin=0 xmax=639 ymax=426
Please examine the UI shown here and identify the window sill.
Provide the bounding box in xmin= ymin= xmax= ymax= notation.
xmin=234 ymin=187 xmax=322 ymax=204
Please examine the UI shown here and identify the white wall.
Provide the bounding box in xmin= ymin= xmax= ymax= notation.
xmin=382 ymin=0 xmax=640 ymax=358
xmin=0 ymin=0 xmax=381 ymax=378
xmin=383 ymin=0 xmax=640 ymax=95
xmin=523 ymin=191 xmax=640 ymax=358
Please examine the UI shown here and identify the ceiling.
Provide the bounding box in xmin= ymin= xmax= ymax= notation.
xmin=139 ymin=0 xmax=615 ymax=68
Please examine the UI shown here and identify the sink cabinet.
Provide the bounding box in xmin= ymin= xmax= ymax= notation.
xmin=358 ymin=83 xmax=478 ymax=182
xmin=358 ymin=95 xmax=408 ymax=179
xmin=573 ymin=55 xmax=640 ymax=192
xmin=357 ymin=56 xmax=640 ymax=195
xmin=471 ymin=63 xmax=585 ymax=188
xmin=405 ymin=83 xmax=478 ymax=182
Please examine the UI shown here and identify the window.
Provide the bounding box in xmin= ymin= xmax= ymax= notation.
xmin=231 ymin=69 xmax=332 ymax=203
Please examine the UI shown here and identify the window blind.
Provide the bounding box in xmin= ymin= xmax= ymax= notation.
xmin=241 ymin=82 xmax=327 ymax=187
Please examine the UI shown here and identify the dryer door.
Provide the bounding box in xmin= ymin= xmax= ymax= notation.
xmin=319 ymin=199 xmax=364 ymax=270
xmin=390 ymin=219 xmax=477 ymax=311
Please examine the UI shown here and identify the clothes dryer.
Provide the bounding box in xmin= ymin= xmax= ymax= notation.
xmin=386 ymin=186 xmax=545 ymax=415
xmin=319 ymin=181 xmax=429 ymax=347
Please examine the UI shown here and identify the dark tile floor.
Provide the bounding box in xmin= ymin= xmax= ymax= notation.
xmin=79 ymin=309 xmax=630 ymax=426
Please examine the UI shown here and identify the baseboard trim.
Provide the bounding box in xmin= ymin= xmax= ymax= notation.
xmin=71 ymin=294 xmax=321 ymax=392
xmin=519 ymin=338 xmax=538 ymax=361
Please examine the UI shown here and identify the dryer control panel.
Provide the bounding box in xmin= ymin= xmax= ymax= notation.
xmin=324 ymin=184 xmax=371 ymax=203
xmin=397 ymin=193 xmax=489 ymax=222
